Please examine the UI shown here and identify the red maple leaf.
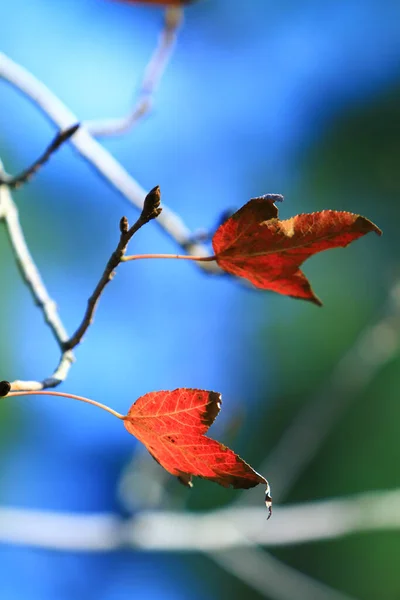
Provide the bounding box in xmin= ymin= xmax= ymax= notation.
xmin=212 ymin=194 xmax=381 ymax=304
xmin=124 ymin=388 xmax=271 ymax=512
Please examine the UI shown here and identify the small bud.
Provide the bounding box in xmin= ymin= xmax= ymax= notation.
xmin=120 ymin=216 xmax=129 ymax=233
xmin=141 ymin=186 xmax=162 ymax=222
xmin=0 ymin=381 xmax=11 ymax=397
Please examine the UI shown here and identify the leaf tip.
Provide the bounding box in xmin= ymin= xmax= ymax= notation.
xmin=309 ymin=293 xmax=323 ymax=307
xmin=204 ymin=391 xmax=222 ymax=427
xmin=355 ymin=215 xmax=382 ymax=237
xmin=251 ymin=193 xmax=284 ymax=205
xmin=265 ymin=483 xmax=272 ymax=519
xmin=177 ymin=473 xmax=193 ymax=488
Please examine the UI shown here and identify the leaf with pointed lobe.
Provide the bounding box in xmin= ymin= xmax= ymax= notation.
xmin=124 ymin=388 xmax=268 ymax=496
xmin=212 ymin=194 xmax=381 ymax=304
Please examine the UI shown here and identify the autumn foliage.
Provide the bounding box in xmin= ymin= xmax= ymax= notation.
xmin=212 ymin=194 xmax=381 ymax=304
xmin=124 ymin=389 xmax=269 ymax=492
xmin=120 ymin=194 xmax=380 ymax=506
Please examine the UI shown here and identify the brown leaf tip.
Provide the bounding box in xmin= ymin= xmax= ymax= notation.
xmin=250 ymin=193 xmax=284 ymax=205
xmin=177 ymin=472 xmax=193 ymax=488
xmin=307 ymin=290 xmax=323 ymax=307
xmin=354 ymin=215 xmax=382 ymax=236
xmin=265 ymin=482 xmax=272 ymax=519
xmin=203 ymin=391 xmax=222 ymax=427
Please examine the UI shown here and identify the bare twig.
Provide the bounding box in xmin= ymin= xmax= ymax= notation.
xmin=0 ymin=161 xmax=74 ymax=391
xmin=86 ymin=7 xmax=183 ymax=137
xmin=0 ymin=124 xmax=79 ymax=189
xmin=0 ymin=487 xmax=398 ymax=552
xmin=0 ymin=53 xmax=219 ymax=272
xmin=255 ymin=279 xmax=400 ymax=504
xmin=64 ymin=186 xmax=162 ymax=351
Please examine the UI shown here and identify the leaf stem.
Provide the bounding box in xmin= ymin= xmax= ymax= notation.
xmin=122 ymin=253 xmax=217 ymax=263
xmin=6 ymin=391 xmax=125 ymax=420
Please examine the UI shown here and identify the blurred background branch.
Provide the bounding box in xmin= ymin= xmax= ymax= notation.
xmin=0 ymin=487 xmax=398 ymax=551
xmin=86 ymin=6 xmax=183 ymax=137
xmin=210 ymin=548 xmax=357 ymax=600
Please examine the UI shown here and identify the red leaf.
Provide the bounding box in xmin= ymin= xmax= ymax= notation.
xmin=212 ymin=194 xmax=381 ymax=304
xmin=124 ymin=388 xmax=269 ymax=497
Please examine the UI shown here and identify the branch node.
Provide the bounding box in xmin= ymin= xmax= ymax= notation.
xmin=0 ymin=381 xmax=11 ymax=397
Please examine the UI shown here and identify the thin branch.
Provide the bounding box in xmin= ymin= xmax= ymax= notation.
xmin=64 ymin=186 xmax=162 ymax=351
xmin=122 ymin=252 xmax=216 ymax=262
xmin=86 ymin=7 xmax=184 ymax=137
xmin=254 ymin=279 xmax=400 ymax=504
xmin=0 ymin=487 xmax=398 ymax=552
xmin=0 ymin=124 xmax=79 ymax=189
xmin=7 ymin=390 xmax=125 ymax=421
xmin=0 ymin=53 xmax=220 ymax=272
xmin=0 ymin=162 xmax=74 ymax=392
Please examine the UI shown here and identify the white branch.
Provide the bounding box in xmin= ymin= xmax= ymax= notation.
xmin=0 ymin=488 xmax=397 ymax=553
xmin=0 ymin=52 xmax=220 ymax=271
xmin=0 ymin=163 xmax=74 ymax=391
xmin=0 ymin=509 xmax=121 ymax=552
xmin=129 ymin=488 xmax=400 ymax=551
xmin=86 ymin=7 xmax=183 ymax=137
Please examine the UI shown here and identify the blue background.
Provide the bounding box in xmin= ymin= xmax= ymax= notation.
xmin=0 ymin=0 xmax=399 ymax=598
